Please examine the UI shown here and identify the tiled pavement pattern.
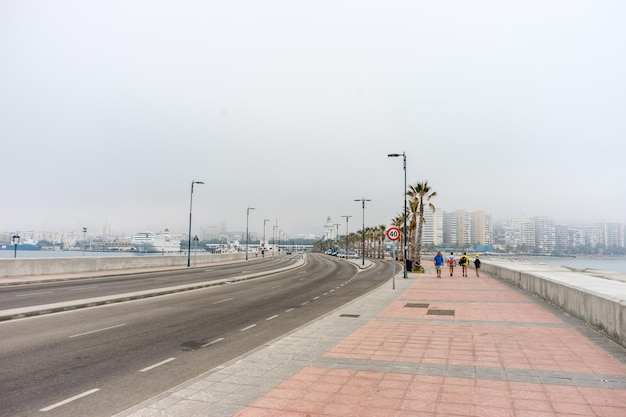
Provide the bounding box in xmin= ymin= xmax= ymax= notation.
xmin=117 ymin=265 xmax=626 ymax=417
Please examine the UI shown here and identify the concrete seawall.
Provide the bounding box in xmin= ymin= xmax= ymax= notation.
xmin=483 ymin=260 xmax=626 ymax=349
xmin=0 ymin=252 xmax=247 ymax=278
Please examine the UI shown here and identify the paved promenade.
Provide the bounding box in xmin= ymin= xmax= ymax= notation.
xmin=112 ymin=263 xmax=626 ymax=417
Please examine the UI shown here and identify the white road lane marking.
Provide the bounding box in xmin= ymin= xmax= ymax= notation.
xmin=240 ymin=324 xmax=257 ymax=331
xmin=69 ymin=324 xmax=127 ymax=338
xmin=313 ymin=296 xmax=320 ymax=300
xmin=285 ymin=308 xmax=295 ymax=312
xmin=15 ymin=291 xmax=53 ymax=297
xmin=139 ymin=357 xmax=176 ymax=372
xmin=40 ymin=388 xmax=100 ymax=411
xmin=213 ymin=297 xmax=234 ymax=304
xmin=201 ymin=337 xmax=224 ymax=347
xmin=266 ymin=315 xmax=279 ymax=321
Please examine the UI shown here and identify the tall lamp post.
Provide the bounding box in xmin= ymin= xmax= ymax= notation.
xmin=187 ymin=180 xmax=205 ymax=267
xmin=333 ymin=223 xmax=341 ymax=244
xmin=354 ymin=198 xmax=371 ymax=266
xmin=245 ymin=207 xmax=255 ymax=260
xmin=272 ymin=224 xmax=277 ymax=256
xmin=12 ymin=235 xmax=20 ymax=259
xmin=341 ymin=215 xmax=352 ymax=255
xmin=263 ymin=219 xmax=270 ymax=255
xmin=82 ymin=227 xmax=87 ymax=256
xmin=388 ymin=152 xmax=408 ymax=278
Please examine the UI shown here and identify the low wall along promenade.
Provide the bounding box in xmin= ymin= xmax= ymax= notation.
xmin=0 ymin=252 xmax=247 ymax=279
xmin=483 ymin=260 xmax=626 ymax=349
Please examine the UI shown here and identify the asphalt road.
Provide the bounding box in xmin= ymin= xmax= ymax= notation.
xmin=0 ymin=256 xmax=299 ymax=310
xmin=0 ymin=253 xmax=393 ymax=417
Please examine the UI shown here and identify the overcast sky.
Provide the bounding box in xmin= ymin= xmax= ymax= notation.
xmin=2 ymin=1 xmax=624 ymax=238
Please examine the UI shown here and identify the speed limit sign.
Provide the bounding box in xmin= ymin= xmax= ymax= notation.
xmin=386 ymin=227 xmax=401 ymax=241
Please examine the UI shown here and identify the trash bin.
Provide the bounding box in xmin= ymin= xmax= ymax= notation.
xmin=405 ymin=260 xmax=413 ymax=272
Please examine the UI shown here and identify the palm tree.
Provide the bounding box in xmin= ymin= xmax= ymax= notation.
xmin=392 ymin=212 xmax=407 ymax=261
xmin=406 ymin=181 xmax=437 ymax=272
xmin=376 ymin=224 xmax=386 ymax=258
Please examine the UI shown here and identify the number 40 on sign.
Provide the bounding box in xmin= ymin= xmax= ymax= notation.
xmin=386 ymin=227 xmax=401 ymax=241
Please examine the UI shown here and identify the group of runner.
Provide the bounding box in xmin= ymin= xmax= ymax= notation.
xmin=433 ymin=251 xmax=480 ymax=279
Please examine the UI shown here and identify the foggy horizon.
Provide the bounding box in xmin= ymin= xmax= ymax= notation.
xmin=2 ymin=1 xmax=624 ymax=238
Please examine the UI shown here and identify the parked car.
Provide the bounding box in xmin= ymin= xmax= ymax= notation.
xmin=345 ymin=252 xmax=358 ymax=259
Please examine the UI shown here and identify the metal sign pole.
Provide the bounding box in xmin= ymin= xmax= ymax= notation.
xmin=392 ymin=243 xmax=396 ymax=290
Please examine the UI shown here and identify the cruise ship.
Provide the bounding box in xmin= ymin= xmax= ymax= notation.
xmin=132 ymin=229 xmax=181 ymax=253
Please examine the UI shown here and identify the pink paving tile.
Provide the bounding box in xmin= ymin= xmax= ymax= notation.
xmin=323 ymin=321 xmax=626 ymax=375
xmin=234 ymin=368 xmax=626 ymax=417
xmin=379 ymin=300 xmax=563 ymax=323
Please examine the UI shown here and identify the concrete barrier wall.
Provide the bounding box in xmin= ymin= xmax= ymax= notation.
xmin=0 ymin=252 xmax=247 ymax=278
xmin=482 ymin=261 xmax=626 ymax=349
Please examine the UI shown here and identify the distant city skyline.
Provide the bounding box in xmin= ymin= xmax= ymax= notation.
xmin=3 ymin=209 xmax=624 ymax=242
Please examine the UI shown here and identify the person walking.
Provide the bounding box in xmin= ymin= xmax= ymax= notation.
xmin=474 ymin=254 xmax=481 ymax=277
xmin=459 ymin=252 xmax=467 ymax=276
xmin=448 ymin=252 xmax=455 ymax=276
xmin=433 ymin=251 xmax=444 ymax=278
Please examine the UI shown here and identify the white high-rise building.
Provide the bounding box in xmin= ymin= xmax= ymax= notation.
xmin=422 ymin=207 xmax=443 ymax=246
xmin=533 ymin=216 xmax=556 ymax=254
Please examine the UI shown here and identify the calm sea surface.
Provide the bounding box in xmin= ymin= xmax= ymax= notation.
xmin=511 ymin=257 xmax=626 ymax=273
xmin=0 ymin=250 xmax=183 ymax=259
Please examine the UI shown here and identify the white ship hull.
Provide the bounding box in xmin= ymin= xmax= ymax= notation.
xmin=132 ymin=230 xmax=181 ymax=253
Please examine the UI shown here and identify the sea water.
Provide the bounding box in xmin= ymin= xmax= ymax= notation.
xmin=0 ymin=250 xmax=182 ymax=259
xmin=519 ymin=257 xmax=626 ymax=273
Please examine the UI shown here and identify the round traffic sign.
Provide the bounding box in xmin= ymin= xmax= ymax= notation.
xmin=386 ymin=227 xmax=401 ymax=241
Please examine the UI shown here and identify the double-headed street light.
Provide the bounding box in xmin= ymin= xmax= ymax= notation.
xmin=246 ymin=207 xmax=255 ymax=260
xmin=188 ymin=180 xmax=205 ymax=267
xmin=341 ymin=215 xmax=352 ymax=254
xmin=354 ymin=198 xmax=371 ymax=266
xmin=388 ymin=152 xmax=408 ymax=278
xmin=12 ymin=234 xmax=20 ymax=259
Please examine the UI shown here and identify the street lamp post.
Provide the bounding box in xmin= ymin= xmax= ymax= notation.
xmin=272 ymin=224 xmax=277 ymax=256
xmin=334 ymin=223 xmax=341 ymax=244
xmin=188 ymin=180 xmax=205 ymax=267
xmin=341 ymin=215 xmax=352 ymax=255
xmin=354 ymin=198 xmax=371 ymax=266
xmin=82 ymin=227 xmax=87 ymax=256
xmin=279 ymin=229 xmax=284 ymax=254
xmin=12 ymin=235 xmax=20 ymax=259
xmin=246 ymin=207 xmax=255 ymax=261
xmin=263 ymin=219 xmax=270 ymax=256
xmin=388 ymin=152 xmax=408 ymax=278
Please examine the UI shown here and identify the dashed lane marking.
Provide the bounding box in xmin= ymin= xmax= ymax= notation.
xmin=266 ymin=315 xmax=279 ymax=321
xmin=69 ymin=324 xmax=127 ymax=338
xmin=40 ymin=388 xmax=100 ymax=412
xmin=240 ymin=324 xmax=257 ymax=331
xmin=213 ymin=298 xmax=234 ymax=304
xmin=201 ymin=337 xmax=224 ymax=348
xmin=15 ymin=291 xmax=53 ymax=297
xmin=139 ymin=358 xmax=176 ymax=372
